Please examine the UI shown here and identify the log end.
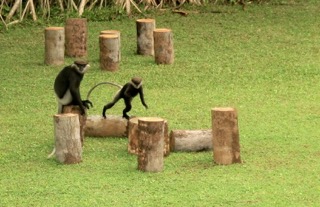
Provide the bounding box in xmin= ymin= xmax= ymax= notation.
xmin=54 ymin=113 xmax=78 ymax=118
xmin=138 ymin=117 xmax=164 ymax=122
xmin=100 ymin=30 xmax=120 ymax=35
xmin=154 ymin=28 xmax=171 ymax=33
xmin=99 ymin=34 xmax=118 ymax=39
xmin=212 ymin=107 xmax=236 ymax=112
xmin=45 ymin=27 xmax=64 ymax=31
xmin=136 ymin=18 xmax=155 ymax=23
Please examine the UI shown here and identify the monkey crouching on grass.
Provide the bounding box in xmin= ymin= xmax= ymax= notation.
xmin=102 ymin=77 xmax=148 ymax=120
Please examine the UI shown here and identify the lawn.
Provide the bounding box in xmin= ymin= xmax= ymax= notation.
xmin=1 ymin=1 xmax=320 ymax=206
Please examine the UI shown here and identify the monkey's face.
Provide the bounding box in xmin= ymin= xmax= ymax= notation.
xmin=76 ymin=63 xmax=90 ymax=74
xmin=131 ymin=77 xmax=143 ymax=89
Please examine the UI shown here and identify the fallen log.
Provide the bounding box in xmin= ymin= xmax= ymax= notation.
xmin=84 ymin=115 xmax=128 ymax=137
xmin=170 ymin=129 xmax=212 ymax=152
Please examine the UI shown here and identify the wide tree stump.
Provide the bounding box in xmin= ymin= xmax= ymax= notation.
xmin=100 ymin=30 xmax=121 ymax=61
xmin=170 ymin=129 xmax=212 ymax=152
xmin=44 ymin=27 xmax=65 ymax=65
xmin=211 ymin=107 xmax=241 ymax=165
xmin=153 ymin=28 xmax=174 ymax=64
xmin=99 ymin=34 xmax=120 ymax=72
xmin=85 ymin=115 xmax=128 ymax=137
xmin=53 ymin=113 xmax=82 ymax=164
xmin=136 ymin=19 xmax=155 ymax=56
xmin=65 ymin=18 xmax=88 ymax=58
xmin=138 ymin=117 xmax=165 ymax=172
xmin=128 ymin=117 xmax=169 ymax=156
xmin=62 ymin=105 xmax=87 ymax=146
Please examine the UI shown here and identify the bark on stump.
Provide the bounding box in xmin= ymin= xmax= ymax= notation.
xmin=62 ymin=105 xmax=87 ymax=146
xmin=44 ymin=27 xmax=65 ymax=65
xmin=211 ymin=107 xmax=241 ymax=165
xmin=128 ymin=117 xmax=169 ymax=156
xmin=170 ymin=129 xmax=212 ymax=152
xmin=85 ymin=115 xmax=128 ymax=137
xmin=53 ymin=113 xmax=82 ymax=164
xmin=99 ymin=34 xmax=120 ymax=72
xmin=136 ymin=19 xmax=156 ymax=56
xmin=100 ymin=30 xmax=121 ymax=61
xmin=153 ymin=28 xmax=174 ymax=64
xmin=65 ymin=18 xmax=88 ymax=58
xmin=137 ymin=117 xmax=165 ymax=172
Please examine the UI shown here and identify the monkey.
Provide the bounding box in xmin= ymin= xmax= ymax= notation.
xmin=100 ymin=77 xmax=148 ymax=120
xmin=54 ymin=60 xmax=93 ymax=115
xmin=48 ymin=60 xmax=92 ymax=159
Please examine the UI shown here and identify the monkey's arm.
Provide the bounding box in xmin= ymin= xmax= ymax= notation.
xmin=139 ymin=87 xmax=148 ymax=109
xmin=82 ymin=100 xmax=93 ymax=109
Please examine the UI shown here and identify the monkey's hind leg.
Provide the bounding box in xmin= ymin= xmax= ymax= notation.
xmin=102 ymin=103 xmax=115 ymax=118
xmin=56 ymin=89 xmax=72 ymax=114
xmin=122 ymin=99 xmax=132 ymax=120
xmin=102 ymin=93 xmax=121 ymax=118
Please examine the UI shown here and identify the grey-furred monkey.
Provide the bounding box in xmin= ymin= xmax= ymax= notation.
xmin=48 ymin=60 xmax=92 ymax=159
xmin=102 ymin=77 xmax=148 ymax=119
xmin=54 ymin=60 xmax=93 ymax=115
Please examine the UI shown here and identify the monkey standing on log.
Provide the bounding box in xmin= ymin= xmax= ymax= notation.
xmin=86 ymin=77 xmax=148 ymax=120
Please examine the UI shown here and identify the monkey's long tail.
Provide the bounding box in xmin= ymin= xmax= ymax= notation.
xmin=86 ymin=81 xmax=122 ymax=100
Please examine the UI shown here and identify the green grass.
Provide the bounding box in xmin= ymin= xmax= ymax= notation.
xmin=1 ymin=2 xmax=320 ymax=206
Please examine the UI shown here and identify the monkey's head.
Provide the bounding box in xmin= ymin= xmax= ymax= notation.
xmin=131 ymin=77 xmax=143 ymax=89
xmin=73 ymin=60 xmax=90 ymax=74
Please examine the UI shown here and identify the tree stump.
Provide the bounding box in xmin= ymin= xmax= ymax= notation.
xmin=44 ymin=27 xmax=65 ymax=65
xmin=65 ymin=18 xmax=88 ymax=58
xmin=99 ymin=34 xmax=120 ymax=72
xmin=136 ymin=19 xmax=156 ymax=56
xmin=153 ymin=28 xmax=174 ymax=64
xmin=53 ymin=113 xmax=82 ymax=164
xmin=100 ymin=30 xmax=121 ymax=61
xmin=85 ymin=115 xmax=128 ymax=137
xmin=62 ymin=105 xmax=87 ymax=146
xmin=137 ymin=117 xmax=165 ymax=172
xmin=128 ymin=117 xmax=169 ymax=156
xmin=211 ymin=107 xmax=241 ymax=165
xmin=128 ymin=117 xmax=139 ymax=155
xmin=170 ymin=129 xmax=212 ymax=152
